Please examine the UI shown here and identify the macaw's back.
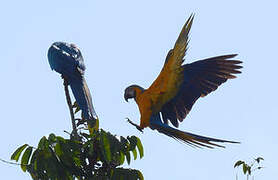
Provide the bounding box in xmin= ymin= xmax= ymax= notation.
xmin=47 ymin=42 xmax=97 ymax=121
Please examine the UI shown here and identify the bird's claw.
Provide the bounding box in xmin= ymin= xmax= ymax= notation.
xmin=126 ymin=118 xmax=143 ymax=133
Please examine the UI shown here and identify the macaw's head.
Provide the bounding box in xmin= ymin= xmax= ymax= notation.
xmin=124 ymin=85 xmax=145 ymax=102
xmin=47 ymin=42 xmax=85 ymax=76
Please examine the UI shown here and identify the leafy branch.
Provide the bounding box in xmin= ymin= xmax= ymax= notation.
xmin=234 ymin=157 xmax=264 ymax=180
xmin=9 ymin=76 xmax=144 ymax=180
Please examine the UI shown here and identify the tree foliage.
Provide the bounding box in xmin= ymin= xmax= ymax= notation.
xmin=234 ymin=157 xmax=264 ymax=180
xmin=11 ymin=79 xmax=144 ymax=180
xmin=11 ymin=128 xmax=144 ymax=180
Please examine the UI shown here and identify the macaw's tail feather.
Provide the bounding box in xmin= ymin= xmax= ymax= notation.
xmin=150 ymin=115 xmax=239 ymax=148
xmin=152 ymin=123 xmax=239 ymax=148
xmin=69 ymin=78 xmax=97 ymax=120
xmin=82 ymin=79 xmax=97 ymax=119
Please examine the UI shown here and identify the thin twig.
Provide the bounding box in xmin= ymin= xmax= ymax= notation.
xmin=63 ymin=130 xmax=71 ymax=136
xmin=0 ymin=158 xmax=23 ymax=166
xmin=63 ymin=77 xmax=79 ymax=139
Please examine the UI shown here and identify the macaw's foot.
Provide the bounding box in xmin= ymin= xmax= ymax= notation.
xmin=126 ymin=118 xmax=144 ymax=133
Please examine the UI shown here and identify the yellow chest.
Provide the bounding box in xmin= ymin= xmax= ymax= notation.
xmin=134 ymin=92 xmax=154 ymax=128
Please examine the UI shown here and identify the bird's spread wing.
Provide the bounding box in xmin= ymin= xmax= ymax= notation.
xmin=161 ymin=54 xmax=242 ymax=127
xmin=148 ymin=14 xmax=194 ymax=109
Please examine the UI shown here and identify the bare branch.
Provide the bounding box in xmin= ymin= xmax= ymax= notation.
xmin=63 ymin=77 xmax=79 ymax=139
xmin=0 ymin=158 xmax=23 ymax=166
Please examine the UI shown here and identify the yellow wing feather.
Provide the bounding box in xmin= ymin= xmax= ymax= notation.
xmin=147 ymin=14 xmax=194 ymax=112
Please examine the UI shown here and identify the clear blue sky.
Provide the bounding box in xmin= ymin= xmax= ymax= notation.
xmin=0 ymin=1 xmax=277 ymax=179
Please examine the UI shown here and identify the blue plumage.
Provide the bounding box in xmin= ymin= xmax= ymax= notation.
xmin=149 ymin=113 xmax=238 ymax=148
xmin=161 ymin=54 xmax=242 ymax=128
xmin=47 ymin=42 xmax=97 ymax=120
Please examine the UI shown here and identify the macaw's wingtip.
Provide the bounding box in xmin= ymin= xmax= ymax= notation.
xmin=230 ymin=54 xmax=239 ymax=58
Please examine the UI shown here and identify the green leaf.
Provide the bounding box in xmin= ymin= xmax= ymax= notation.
xmin=30 ymin=149 xmax=39 ymax=171
xmin=120 ymin=136 xmax=129 ymax=151
xmin=45 ymin=157 xmax=59 ymax=178
xmin=56 ymin=136 xmax=66 ymax=142
xmin=119 ymin=151 xmax=125 ymax=165
xmin=11 ymin=144 xmax=28 ymax=162
xmin=85 ymin=141 xmax=94 ymax=156
xmin=111 ymin=168 xmax=143 ymax=180
xmin=100 ymin=130 xmax=111 ymax=163
xmin=127 ymin=136 xmax=137 ymax=151
xmin=94 ymin=118 xmax=99 ymax=131
xmin=247 ymin=166 xmax=251 ymax=175
xmin=255 ymin=157 xmax=264 ymax=163
xmin=21 ymin=147 xmax=33 ymax=172
xmin=125 ymin=151 xmax=131 ymax=165
xmin=35 ymin=150 xmax=45 ymax=173
xmin=137 ymin=170 xmax=144 ymax=180
xmin=234 ymin=160 xmax=244 ymax=168
xmin=243 ymin=163 xmax=248 ymax=174
xmin=88 ymin=119 xmax=99 ymax=135
xmin=74 ymin=105 xmax=81 ymax=114
xmin=54 ymin=143 xmax=62 ymax=156
xmin=136 ymin=137 xmax=144 ymax=158
xmin=72 ymin=101 xmax=78 ymax=108
xmin=38 ymin=136 xmax=49 ymax=150
xmin=73 ymin=156 xmax=81 ymax=167
xmin=132 ymin=148 xmax=137 ymax=160
xmin=72 ymin=101 xmax=81 ymax=113
xmin=48 ymin=133 xmax=56 ymax=144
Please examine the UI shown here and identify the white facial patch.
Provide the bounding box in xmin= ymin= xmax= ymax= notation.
xmin=61 ymin=50 xmax=70 ymax=56
xmin=52 ymin=45 xmax=60 ymax=50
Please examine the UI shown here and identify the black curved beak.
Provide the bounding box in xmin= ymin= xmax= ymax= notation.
xmin=124 ymin=93 xmax=130 ymax=102
xmin=124 ymin=88 xmax=135 ymax=102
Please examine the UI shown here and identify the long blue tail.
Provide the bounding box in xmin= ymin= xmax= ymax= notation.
xmin=150 ymin=114 xmax=239 ymax=148
xmin=69 ymin=78 xmax=97 ymax=120
xmin=47 ymin=42 xmax=98 ymax=121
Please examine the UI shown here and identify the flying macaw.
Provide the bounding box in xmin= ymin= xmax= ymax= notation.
xmin=124 ymin=15 xmax=242 ymax=148
xmin=47 ymin=42 xmax=97 ymax=123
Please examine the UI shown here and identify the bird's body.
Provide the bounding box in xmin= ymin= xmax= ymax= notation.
xmin=48 ymin=42 xmax=97 ymax=121
xmin=124 ymin=15 xmax=242 ymax=148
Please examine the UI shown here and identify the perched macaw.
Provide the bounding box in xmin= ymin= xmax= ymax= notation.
xmin=124 ymin=15 xmax=242 ymax=148
xmin=48 ymin=42 xmax=97 ymax=122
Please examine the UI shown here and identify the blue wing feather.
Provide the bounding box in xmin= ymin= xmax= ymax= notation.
xmin=48 ymin=42 xmax=97 ymax=120
xmin=161 ymin=54 xmax=242 ymax=127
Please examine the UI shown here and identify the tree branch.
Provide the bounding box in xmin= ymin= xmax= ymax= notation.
xmin=63 ymin=77 xmax=79 ymax=139
xmin=0 ymin=158 xmax=23 ymax=166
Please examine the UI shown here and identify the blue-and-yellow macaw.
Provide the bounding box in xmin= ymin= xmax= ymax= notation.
xmin=124 ymin=15 xmax=242 ymax=148
xmin=48 ymin=42 xmax=97 ymax=122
